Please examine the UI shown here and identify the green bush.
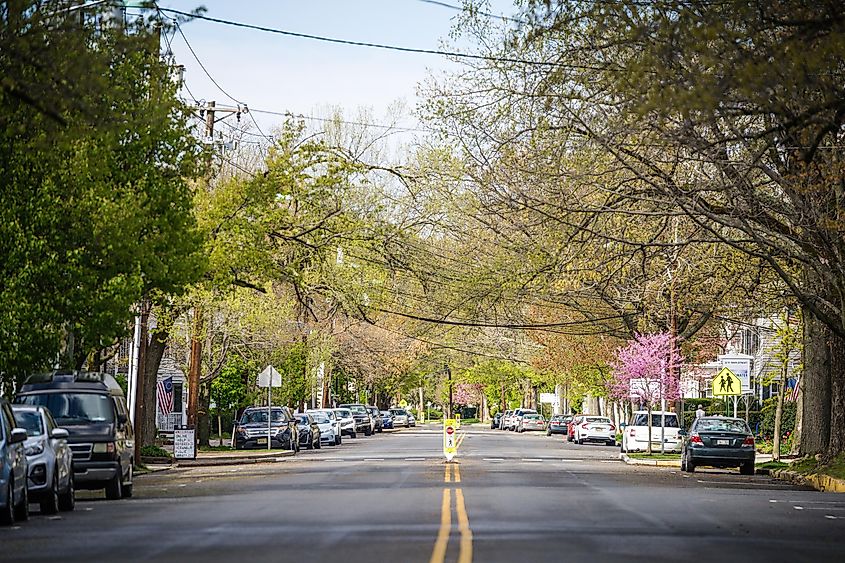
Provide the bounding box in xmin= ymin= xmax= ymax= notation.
xmin=760 ymin=398 xmax=796 ymax=439
xmin=426 ymin=409 xmax=443 ymax=420
xmin=140 ymin=444 xmax=171 ymax=458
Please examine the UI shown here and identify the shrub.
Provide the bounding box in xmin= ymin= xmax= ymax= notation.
xmin=141 ymin=445 xmax=171 ymax=459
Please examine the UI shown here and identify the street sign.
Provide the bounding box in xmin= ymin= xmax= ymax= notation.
xmin=540 ymin=392 xmax=560 ymax=406
xmin=173 ymin=426 xmax=196 ymax=460
xmin=257 ymin=365 xmax=281 ymax=388
xmin=712 ymin=367 xmax=741 ymax=397
xmin=443 ymin=418 xmax=458 ymax=461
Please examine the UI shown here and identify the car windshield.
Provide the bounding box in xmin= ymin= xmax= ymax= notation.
xmin=312 ymin=415 xmax=330 ymax=423
xmin=381 ymin=411 xmax=391 ymax=416
xmin=346 ymin=406 xmax=367 ymax=414
xmin=312 ymin=410 xmax=335 ymax=420
xmin=336 ymin=410 xmax=351 ymax=418
xmin=390 ymin=409 xmax=406 ymax=415
xmin=19 ymin=393 xmax=115 ymax=425
xmin=696 ymin=419 xmax=750 ymax=433
xmin=585 ymin=417 xmax=610 ymax=424
xmin=525 ymin=414 xmax=541 ymax=420
xmin=240 ymin=410 xmax=287 ymax=424
xmin=14 ymin=410 xmax=43 ymax=436
xmin=296 ymin=416 xmax=309 ymax=424
xmin=632 ymin=414 xmax=679 ymax=427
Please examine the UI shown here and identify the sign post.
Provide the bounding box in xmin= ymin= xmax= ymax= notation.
xmin=443 ymin=418 xmax=457 ymax=461
xmin=257 ymin=365 xmax=282 ymax=451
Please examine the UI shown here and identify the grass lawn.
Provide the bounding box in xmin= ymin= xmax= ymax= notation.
xmin=788 ymin=453 xmax=845 ymax=480
xmin=756 ymin=460 xmax=790 ymax=471
xmin=627 ymin=453 xmax=681 ymax=461
xmin=198 ymin=445 xmax=234 ymax=452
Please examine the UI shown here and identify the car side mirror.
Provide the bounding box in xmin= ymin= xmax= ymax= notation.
xmin=52 ymin=428 xmax=70 ymax=439
xmin=117 ymin=413 xmax=128 ymax=425
xmin=679 ymin=429 xmax=687 ymax=437
xmin=11 ymin=428 xmax=27 ymax=444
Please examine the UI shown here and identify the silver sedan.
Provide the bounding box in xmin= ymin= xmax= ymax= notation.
xmin=12 ymin=405 xmax=74 ymax=513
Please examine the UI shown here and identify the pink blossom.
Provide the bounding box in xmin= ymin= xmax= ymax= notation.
xmin=608 ymin=332 xmax=682 ymax=406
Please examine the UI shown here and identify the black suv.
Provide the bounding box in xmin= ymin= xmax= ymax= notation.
xmin=16 ymin=371 xmax=134 ymax=500
xmin=234 ymin=406 xmax=297 ymax=451
xmin=338 ymin=404 xmax=373 ymax=436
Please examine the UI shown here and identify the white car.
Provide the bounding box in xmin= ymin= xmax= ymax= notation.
xmin=309 ymin=409 xmax=342 ymax=443
xmin=572 ymin=416 xmax=616 ymax=446
xmin=407 ymin=412 xmax=416 ymax=427
xmin=332 ymin=408 xmax=357 ymax=438
xmin=621 ymin=411 xmax=681 ymax=453
xmin=389 ymin=408 xmax=410 ymax=427
xmin=309 ymin=411 xmax=340 ymax=446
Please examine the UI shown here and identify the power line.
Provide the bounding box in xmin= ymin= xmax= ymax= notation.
xmin=157 ymin=7 xmax=613 ymax=71
xmin=414 ymin=0 xmax=527 ymax=25
xmin=249 ymin=107 xmax=429 ymax=133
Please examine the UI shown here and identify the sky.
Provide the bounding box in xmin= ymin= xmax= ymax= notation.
xmin=149 ymin=0 xmax=519 ymax=139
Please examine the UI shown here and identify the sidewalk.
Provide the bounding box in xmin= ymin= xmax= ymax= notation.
xmin=177 ymin=448 xmax=295 ymax=467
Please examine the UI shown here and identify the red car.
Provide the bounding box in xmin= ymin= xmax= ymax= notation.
xmin=566 ymin=415 xmax=584 ymax=441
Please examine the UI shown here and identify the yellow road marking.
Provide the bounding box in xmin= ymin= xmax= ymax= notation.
xmin=429 ymin=488 xmax=452 ymax=563
xmin=454 ymin=464 xmax=461 ymax=483
xmin=444 ymin=464 xmax=451 ymax=483
xmin=455 ymin=488 xmax=473 ymax=563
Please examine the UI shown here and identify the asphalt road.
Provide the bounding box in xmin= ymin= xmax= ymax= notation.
xmin=3 ymin=425 xmax=845 ymax=562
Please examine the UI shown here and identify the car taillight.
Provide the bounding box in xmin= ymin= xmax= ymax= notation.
xmin=743 ymin=437 xmax=754 ymax=446
xmin=690 ymin=433 xmax=703 ymax=444
xmin=609 ymin=425 xmax=616 ymax=431
xmin=581 ymin=423 xmax=589 ymax=429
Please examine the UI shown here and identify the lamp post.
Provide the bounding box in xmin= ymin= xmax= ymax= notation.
xmin=445 ymin=364 xmax=452 ymax=419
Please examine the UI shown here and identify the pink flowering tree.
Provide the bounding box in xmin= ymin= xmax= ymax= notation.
xmin=453 ymin=383 xmax=484 ymax=407
xmin=608 ymin=332 xmax=683 ymax=453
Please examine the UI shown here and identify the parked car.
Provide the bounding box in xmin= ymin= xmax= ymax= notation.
xmin=367 ymin=406 xmax=383 ymax=433
xmin=309 ymin=409 xmax=342 ymax=445
xmin=1 ymin=397 xmax=29 ymax=525
xmin=339 ymin=404 xmax=374 ymax=436
xmin=681 ymin=416 xmax=756 ymax=475
xmin=12 ymin=405 xmax=74 ymax=514
xmin=517 ymin=413 xmax=546 ymax=432
xmin=621 ymin=411 xmax=681 ymax=453
xmin=408 ymin=412 xmax=416 ymax=427
xmin=333 ymin=408 xmax=357 ymax=438
xmin=501 ymin=410 xmax=514 ymax=431
xmin=233 ymin=406 xmax=298 ymax=451
xmin=16 ymin=371 xmax=134 ymax=500
xmin=572 ymin=416 xmax=616 ymax=446
xmin=309 ymin=412 xmax=339 ymax=446
xmin=491 ymin=412 xmax=503 ymax=429
xmin=389 ymin=408 xmax=410 ymax=428
xmin=566 ymin=415 xmax=583 ymax=441
xmin=380 ymin=410 xmax=394 ymax=429
xmin=295 ymin=413 xmax=321 ymax=449
xmin=546 ymin=414 xmax=572 ymax=436
xmin=511 ymin=408 xmax=538 ymax=432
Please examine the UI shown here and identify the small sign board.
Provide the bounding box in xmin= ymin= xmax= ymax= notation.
xmin=258 ymin=365 xmax=281 ymax=388
xmin=173 ymin=426 xmax=196 ymax=460
xmin=540 ymin=392 xmax=560 ymax=406
xmin=712 ymin=367 xmax=741 ymax=397
xmin=443 ymin=418 xmax=457 ymax=461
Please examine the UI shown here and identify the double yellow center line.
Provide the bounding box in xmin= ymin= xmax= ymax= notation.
xmin=430 ymin=464 xmax=473 ymax=563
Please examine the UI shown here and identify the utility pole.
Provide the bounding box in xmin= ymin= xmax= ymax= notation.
xmin=445 ymin=364 xmax=452 ymax=419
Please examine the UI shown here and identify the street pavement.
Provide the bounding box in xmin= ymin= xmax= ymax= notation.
xmin=2 ymin=425 xmax=845 ymax=562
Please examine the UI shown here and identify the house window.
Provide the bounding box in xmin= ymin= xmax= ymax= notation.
xmin=173 ymin=382 xmax=183 ymax=413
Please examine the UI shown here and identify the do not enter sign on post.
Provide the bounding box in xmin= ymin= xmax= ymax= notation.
xmin=443 ymin=418 xmax=458 ymax=461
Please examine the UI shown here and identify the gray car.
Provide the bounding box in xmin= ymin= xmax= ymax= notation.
xmin=12 ymin=405 xmax=74 ymax=514
xmin=1 ymin=398 xmax=29 ymax=525
xmin=681 ymin=416 xmax=756 ymax=475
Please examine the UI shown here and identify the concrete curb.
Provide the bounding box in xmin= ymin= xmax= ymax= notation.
xmin=620 ymin=453 xmax=681 ymax=467
xmin=176 ymin=450 xmax=295 ymax=468
xmin=772 ymin=469 xmax=845 ymax=493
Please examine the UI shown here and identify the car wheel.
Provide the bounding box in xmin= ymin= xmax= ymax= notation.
xmin=58 ymin=474 xmax=75 ymax=512
xmin=683 ymin=451 xmax=695 ymax=473
xmin=740 ymin=461 xmax=755 ymax=476
xmin=1 ymin=481 xmax=14 ymax=525
xmin=14 ymin=482 xmax=28 ymax=521
xmin=40 ymin=472 xmax=60 ymax=515
xmin=607 ymin=440 xmax=616 ymax=447
xmin=105 ymin=470 xmax=123 ymax=500
xmin=365 ymin=428 xmax=372 ymax=436
xmin=351 ymin=431 xmax=357 ymax=439
xmin=122 ymin=466 xmax=133 ymax=499
xmin=335 ymin=435 xmax=341 ymax=446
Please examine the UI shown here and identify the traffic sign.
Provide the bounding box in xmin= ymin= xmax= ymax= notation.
xmin=712 ymin=367 xmax=741 ymax=397
xmin=443 ymin=418 xmax=458 ymax=461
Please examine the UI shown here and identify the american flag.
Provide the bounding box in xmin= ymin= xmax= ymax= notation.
xmin=157 ymin=377 xmax=174 ymax=414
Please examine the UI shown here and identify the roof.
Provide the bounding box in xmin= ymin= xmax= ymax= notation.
xmin=19 ymin=371 xmax=124 ymax=395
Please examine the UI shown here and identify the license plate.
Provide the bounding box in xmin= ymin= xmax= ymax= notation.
xmin=592 ymin=427 xmax=604 ymax=431
xmin=256 ymin=438 xmax=267 ymax=445
xmin=715 ymin=439 xmax=729 ymax=446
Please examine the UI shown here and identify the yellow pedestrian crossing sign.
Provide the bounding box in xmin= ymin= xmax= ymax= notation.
xmin=712 ymin=367 xmax=741 ymax=397
xmin=443 ymin=419 xmax=458 ymax=461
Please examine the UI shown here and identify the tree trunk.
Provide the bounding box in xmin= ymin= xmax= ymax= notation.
xmin=800 ymin=309 xmax=832 ymax=456
xmin=217 ymin=412 xmax=223 ymax=447
xmin=198 ymin=382 xmax=211 ymax=447
xmin=773 ymin=364 xmax=786 ymax=462
xmin=141 ymin=326 xmax=167 ymax=448
xmin=790 ymin=385 xmax=803 ymax=456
